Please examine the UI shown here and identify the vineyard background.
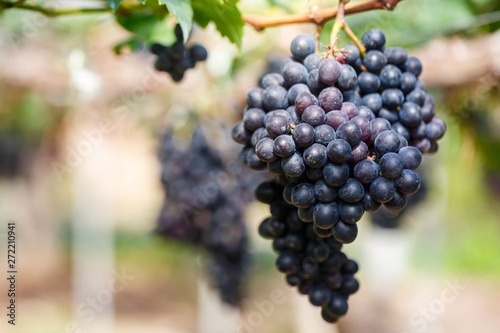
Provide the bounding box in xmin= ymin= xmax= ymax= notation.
xmin=1 ymin=0 xmax=500 ymax=332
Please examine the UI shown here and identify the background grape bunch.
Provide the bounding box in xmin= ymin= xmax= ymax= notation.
xmin=232 ymin=29 xmax=446 ymax=322
xmin=151 ymin=25 xmax=208 ymax=82
xmin=158 ymin=126 xmax=256 ymax=305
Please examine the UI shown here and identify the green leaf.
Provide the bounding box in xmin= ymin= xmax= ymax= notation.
xmin=113 ymin=37 xmax=144 ymax=55
xmin=160 ymin=0 xmax=193 ymax=41
xmin=192 ymin=0 xmax=244 ymax=50
xmin=107 ymin=0 xmax=124 ymax=11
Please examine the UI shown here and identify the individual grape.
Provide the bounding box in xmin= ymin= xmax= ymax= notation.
xmin=307 ymin=69 xmax=328 ymax=94
xmin=290 ymin=34 xmax=316 ymax=61
xmin=398 ymin=146 xmax=422 ymax=170
xmin=315 ymin=179 xmax=337 ymax=203
xmin=363 ymin=50 xmax=386 ymax=73
xmin=370 ymin=176 xmax=396 ymax=203
xmin=350 ymin=116 xmax=371 ymax=142
xmin=303 ymin=143 xmax=328 ymax=169
xmin=340 ymin=102 xmax=359 ymax=120
xmin=378 ymin=108 xmax=399 ymax=123
xmin=358 ymin=105 xmax=376 ymax=120
xmin=273 ymin=237 xmax=287 ymax=252
xmin=332 ymin=221 xmax=358 ymax=244
xmin=336 ymin=122 xmax=362 ymax=147
xmin=256 ymin=137 xmax=278 ymax=162
xmin=348 ymin=142 xmax=369 ymax=165
xmin=283 ymin=182 xmax=295 ymax=204
xmin=410 ymin=121 xmax=427 ymax=139
xmin=379 ymin=152 xmax=404 ymax=178
xmin=280 ymin=56 xmax=299 ymax=73
xmin=410 ymin=137 xmax=431 ymax=154
xmin=336 ymin=65 xmax=358 ymax=91
xmin=384 ymin=191 xmax=407 ymax=211
xmin=298 ymin=206 xmax=314 ymax=222
xmin=385 ymin=47 xmax=407 ymax=66
xmin=339 ymin=202 xmax=364 ymax=224
xmin=325 ymin=111 xmax=349 ymax=130
xmin=361 ymin=93 xmax=383 ymax=113
xmin=246 ymin=87 xmax=264 ymax=109
xmin=416 ymin=80 xmax=425 ymax=90
xmin=318 ymin=87 xmax=343 ymax=112
xmin=189 ymin=44 xmax=208 ymax=62
xmin=319 ymin=58 xmax=341 ymax=85
xmin=276 ymin=251 xmax=300 ymax=274
xmin=420 ymin=103 xmax=435 ymax=123
xmin=282 ymin=152 xmax=306 ymax=177
xmin=353 ymin=160 xmax=379 ymax=184
xmin=261 ymin=73 xmax=286 ymax=88
xmin=304 ymin=53 xmax=323 ymax=72
xmin=381 ymin=88 xmax=404 ymax=109
xmin=283 ymin=62 xmax=309 ymax=86
xmin=287 ymin=83 xmax=311 ymax=105
xmin=344 ymin=44 xmax=360 ymax=64
xmin=392 ymin=122 xmax=410 ymax=141
xmin=323 ymin=162 xmax=350 ymax=187
xmin=400 ymin=72 xmax=417 ymax=94
xmin=339 ymin=276 xmax=360 ymax=296
xmin=254 ymin=181 xmax=281 ymax=204
xmin=399 ymin=102 xmax=422 ymax=127
xmin=362 ymin=29 xmax=386 ymax=51
xmin=295 ymin=92 xmax=318 ymax=115
xmin=394 ymin=169 xmax=421 ymax=194
xmin=397 ymin=134 xmax=409 ymax=150
xmin=273 ymin=135 xmax=296 ymax=157
xmin=369 ymin=118 xmax=392 ymax=144
xmin=250 ymin=128 xmax=270 ymax=147
xmin=327 ymin=139 xmax=352 ymax=163
xmin=374 ymin=130 xmax=400 ymax=156
xmin=406 ymin=88 xmax=426 ymax=106
xmin=403 ymin=57 xmax=423 ymax=77
xmin=243 ymin=146 xmax=267 ymax=170
xmin=338 ymin=178 xmax=365 ymax=203
xmin=231 ymin=121 xmax=251 ymax=145
xmin=313 ymin=202 xmax=340 ymax=229
xmin=361 ymin=191 xmax=381 ymax=212
xmin=309 ymin=284 xmax=332 ymax=307
xmin=266 ymin=115 xmax=291 ymax=138
xmin=271 ymin=200 xmax=289 ymax=219
xmin=262 ymin=85 xmax=289 ymax=111
xmin=302 ymin=105 xmax=326 ymax=127
xmin=243 ymin=108 xmax=265 ymax=131
xmin=425 ymin=117 xmax=446 ymax=140
xmin=315 ymin=125 xmax=336 ymax=146
xmin=358 ymin=71 xmax=381 ymax=94
xmin=428 ymin=139 xmax=438 ymax=153
xmin=291 ymin=183 xmax=316 ymax=208
xmin=380 ymin=64 xmax=403 ymax=88
xmin=306 ymin=167 xmax=324 ymax=182
xmin=293 ymin=123 xmax=316 ymax=147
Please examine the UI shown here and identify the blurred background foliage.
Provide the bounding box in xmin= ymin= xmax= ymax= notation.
xmin=1 ymin=0 xmax=500 ymax=332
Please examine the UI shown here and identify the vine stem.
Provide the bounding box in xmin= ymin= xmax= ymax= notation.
xmin=243 ymin=0 xmax=404 ymax=31
xmin=0 ymin=0 xmax=109 ymax=17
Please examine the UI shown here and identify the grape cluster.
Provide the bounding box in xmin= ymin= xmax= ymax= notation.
xmin=158 ymin=127 xmax=255 ymax=305
xmin=256 ymin=179 xmax=360 ymax=323
xmin=232 ymin=30 xmax=446 ymax=322
xmin=151 ymin=25 xmax=208 ymax=82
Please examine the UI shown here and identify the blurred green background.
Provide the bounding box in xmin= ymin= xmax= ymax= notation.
xmin=1 ymin=0 xmax=500 ymax=332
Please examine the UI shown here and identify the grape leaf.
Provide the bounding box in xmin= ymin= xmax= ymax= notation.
xmin=107 ymin=0 xmax=123 ymax=11
xmin=160 ymin=0 xmax=193 ymax=42
xmin=192 ymin=0 xmax=244 ymax=49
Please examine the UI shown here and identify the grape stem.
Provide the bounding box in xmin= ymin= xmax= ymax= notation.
xmin=0 ymin=0 xmax=109 ymax=16
xmin=243 ymin=0 xmax=403 ymax=31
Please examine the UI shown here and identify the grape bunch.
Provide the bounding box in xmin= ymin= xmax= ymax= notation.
xmin=151 ymin=25 xmax=208 ymax=82
xmin=231 ymin=30 xmax=446 ymax=322
xmin=256 ymin=179 xmax=360 ymax=323
xmin=158 ymin=126 xmax=256 ymax=305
